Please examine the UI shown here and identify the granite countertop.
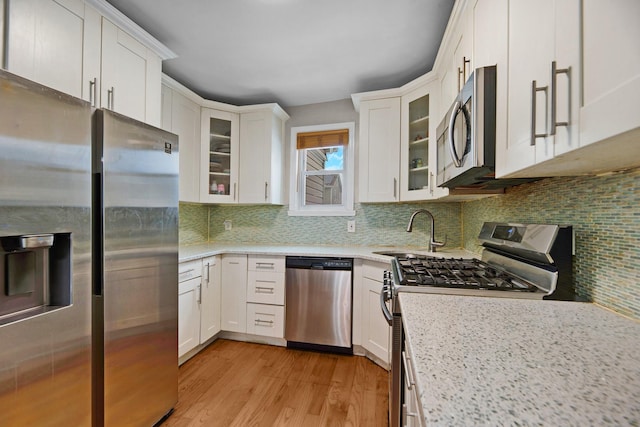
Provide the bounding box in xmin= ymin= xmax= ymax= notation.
xmin=399 ymin=293 xmax=640 ymax=426
xmin=179 ymin=242 xmax=476 ymax=263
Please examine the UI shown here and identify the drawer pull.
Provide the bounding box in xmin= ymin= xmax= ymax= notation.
xmin=256 ymin=262 xmax=275 ymax=268
xmin=255 ymin=286 xmax=275 ymax=294
xmin=402 ymin=351 xmax=415 ymax=389
xmin=255 ymin=319 xmax=274 ymax=325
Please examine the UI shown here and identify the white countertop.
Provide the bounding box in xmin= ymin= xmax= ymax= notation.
xmin=398 ymin=293 xmax=640 ymax=426
xmin=179 ymin=242 xmax=475 ymax=263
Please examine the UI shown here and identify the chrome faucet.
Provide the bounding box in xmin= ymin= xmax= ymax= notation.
xmin=406 ymin=209 xmax=446 ymax=252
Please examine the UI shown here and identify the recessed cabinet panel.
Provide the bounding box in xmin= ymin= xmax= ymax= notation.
xmin=358 ymin=97 xmax=401 ymax=203
xmin=7 ymin=0 xmax=86 ymax=98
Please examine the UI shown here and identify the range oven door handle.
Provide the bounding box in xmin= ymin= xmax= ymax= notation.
xmin=380 ymin=283 xmax=393 ymax=326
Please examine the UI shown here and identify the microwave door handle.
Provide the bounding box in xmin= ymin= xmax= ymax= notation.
xmin=447 ymin=101 xmax=464 ymax=167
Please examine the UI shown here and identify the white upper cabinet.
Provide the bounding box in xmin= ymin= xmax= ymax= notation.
xmin=6 ymin=0 xmax=95 ymax=100
xmin=400 ymin=80 xmax=447 ymax=201
xmin=200 ymin=108 xmax=240 ymax=204
xmin=4 ymin=0 xmax=171 ymax=127
xmin=161 ymin=81 xmax=202 ymax=203
xmin=473 ymin=0 xmax=508 ymax=177
xmin=358 ymin=97 xmax=401 ymax=203
xmin=238 ymin=107 xmax=289 ymax=205
xmin=580 ymin=0 xmax=640 ymax=150
xmin=499 ymin=0 xmax=580 ymax=178
xmin=101 ymin=18 xmax=161 ymax=126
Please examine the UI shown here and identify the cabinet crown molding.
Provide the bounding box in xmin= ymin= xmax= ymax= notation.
xmin=162 ymin=73 xmax=289 ymax=120
xmin=85 ymin=0 xmax=177 ymax=60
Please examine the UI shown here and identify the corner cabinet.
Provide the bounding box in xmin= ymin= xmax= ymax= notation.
xmin=200 ymin=108 xmax=240 ymax=203
xmin=360 ymin=262 xmax=390 ymax=364
xmin=238 ymin=107 xmax=289 ymax=205
xmin=358 ymin=97 xmax=401 ymax=203
xmin=400 ymin=80 xmax=447 ymax=201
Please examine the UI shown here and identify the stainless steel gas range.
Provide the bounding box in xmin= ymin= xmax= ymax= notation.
xmin=381 ymin=222 xmax=575 ymax=427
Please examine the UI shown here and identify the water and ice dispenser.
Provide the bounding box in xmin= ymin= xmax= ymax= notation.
xmin=0 ymin=233 xmax=72 ymax=324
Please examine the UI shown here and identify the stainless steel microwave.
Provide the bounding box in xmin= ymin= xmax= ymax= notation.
xmin=436 ymin=65 xmax=535 ymax=190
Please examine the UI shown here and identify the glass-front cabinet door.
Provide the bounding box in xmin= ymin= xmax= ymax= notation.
xmin=200 ymin=108 xmax=239 ymax=203
xmin=400 ymin=80 xmax=447 ymax=201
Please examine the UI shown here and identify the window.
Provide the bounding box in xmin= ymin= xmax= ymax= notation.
xmin=288 ymin=123 xmax=355 ymax=216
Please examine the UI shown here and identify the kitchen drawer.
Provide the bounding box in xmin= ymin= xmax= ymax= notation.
xmin=248 ymin=255 xmax=285 ymax=273
xmin=246 ymin=303 xmax=284 ymax=338
xmin=179 ymin=259 xmax=202 ymax=282
xmin=247 ymin=271 xmax=285 ymax=305
xmin=362 ymin=261 xmax=388 ymax=282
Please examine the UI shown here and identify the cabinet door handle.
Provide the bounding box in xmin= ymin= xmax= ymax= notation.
xmin=204 ymin=262 xmax=210 ymax=284
xmin=196 ymin=284 xmax=201 ymax=304
xmin=530 ymin=80 xmax=548 ymax=146
xmin=550 ymin=61 xmax=571 ymax=136
xmin=458 ymin=67 xmax=463 ymax=92
xmin=89 ymin=78 xmax=97 ymax=107
xmin=233 ymin=183 xmax=237 ymax=200
xmin=429 ymin=172 xmax=434 ymax=195
xmin=2 ymin=2 xmax=9 ymax=70
xmin=393 ymin=178 xmax=397 ymax=199
xmin=264 ymin=181 xmax=268 ymax=201
xmin=107 ymin=87 xmax=115 ymax=110
xmin=462 ymin=56 xmax=470 ymax=84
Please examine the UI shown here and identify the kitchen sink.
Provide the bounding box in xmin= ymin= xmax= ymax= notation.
xmin=372 ymin=251 xmax=421 ymax=258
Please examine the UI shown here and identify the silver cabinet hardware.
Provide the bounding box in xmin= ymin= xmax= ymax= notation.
xmin=530 ymin=80 xmax=548 ymax=146
xmin=89 ymin=78 xmax=97 ymax=107
xmin=550 ymin=61 xmax=571 ymax=135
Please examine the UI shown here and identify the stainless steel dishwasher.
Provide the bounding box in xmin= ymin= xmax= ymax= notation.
xmin=285 ymin=256 xmax=353 ymax=353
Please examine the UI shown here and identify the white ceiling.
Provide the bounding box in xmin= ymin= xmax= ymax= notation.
xmin=105 ymin=0 xmax=455 ymax=107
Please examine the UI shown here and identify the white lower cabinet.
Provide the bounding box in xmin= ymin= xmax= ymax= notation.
xmin=220 ymin=254 xmax=248 ymax=333
xmin=360 ymin=261 xmax=391 ymax=364
xmin=246 ymin=303 xmax=284 ymax=338
xmin=402 ymin=349 xmax=422 ymax=427
xmin=178 ymin=260 xmax=202 ymax=357
xmin=200 ymin=256 xmax=221 ymax=342
xmin=246 ymin=255 xmax=285 ymax=338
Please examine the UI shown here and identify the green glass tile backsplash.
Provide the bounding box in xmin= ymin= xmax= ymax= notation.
xmin=208 ymin=202 xmax=461 ymax=248
xmin=178 ymin=167 xmax=639 ymax=320
xmin=462 ymin=168 xmax=640 ymax=319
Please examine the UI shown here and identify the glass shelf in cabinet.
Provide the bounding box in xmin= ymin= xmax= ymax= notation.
xmin=409 ymin=116 xmax=429 ymax=126
xmin=409 ymin=166 xmax=429 ymax=173
xmin=410 ymin=137 xmax=429 ymax=146
xmin=210 ymin=133 xmax=231 ymax=140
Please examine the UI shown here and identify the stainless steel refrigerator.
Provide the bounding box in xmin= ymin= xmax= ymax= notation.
xmin=92 ymin=109 xmax=178 ymax=426
xmin=0 ymin=69 xmax=179 ymax=426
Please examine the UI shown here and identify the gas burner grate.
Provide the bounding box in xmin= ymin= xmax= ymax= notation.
xmin=395 ymin=255 xmax=538 ymax=292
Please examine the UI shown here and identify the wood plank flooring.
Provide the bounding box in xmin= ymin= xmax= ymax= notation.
xmin=163 ymin=339 xmax=389 ymax=427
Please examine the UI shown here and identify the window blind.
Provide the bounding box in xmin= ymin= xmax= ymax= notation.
xmin=296 ymin=129 xmax=349 ymax=149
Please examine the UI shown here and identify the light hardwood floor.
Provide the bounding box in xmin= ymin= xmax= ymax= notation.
xmin=163 ymin=339 xmax=389 ymax=427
